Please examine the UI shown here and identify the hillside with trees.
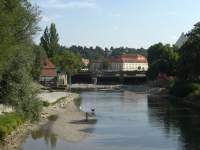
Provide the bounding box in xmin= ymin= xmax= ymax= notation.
xmin=59 ymin=45 xmax=147 ymax=61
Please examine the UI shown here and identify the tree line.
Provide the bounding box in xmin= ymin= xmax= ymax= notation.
xmin=0 ymin=0 xmax=45 ymax=120
xmin=147 ymin=22 xmax=200 ymax=98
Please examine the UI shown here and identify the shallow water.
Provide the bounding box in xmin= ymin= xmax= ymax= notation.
xmin=22 ymin=90 xmax=200 ymax=150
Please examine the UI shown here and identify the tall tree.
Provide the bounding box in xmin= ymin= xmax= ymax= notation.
xmin=40 ymin=23 xmax=59 ymax=58
xmin=147 ymin=43 xmax=178 ymax=79
xmin=0 ymin=0 xmax=43 ymax=120
xmin=53 ymin=50 xmax=83 ymax=86
xmin=0 ymin=0 xmax=39 ymax=78
xmin=177 ymin=22 xmax=200 ymax=81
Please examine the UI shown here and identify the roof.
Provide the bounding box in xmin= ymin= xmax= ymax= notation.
xmin=43 ymin=59 xmax=56 ymax=69
xmin=40 ymin=59 xmax=57 ymax=77
xmin=111 ymin=54 xmax=148 ymax=63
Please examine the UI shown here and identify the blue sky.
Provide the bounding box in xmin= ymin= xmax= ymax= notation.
xmin=32 ymin=0 xmax=200 ymax=48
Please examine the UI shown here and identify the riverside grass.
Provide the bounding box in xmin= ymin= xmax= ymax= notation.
xmin=0 ymin=113 xmax=25 ymax=141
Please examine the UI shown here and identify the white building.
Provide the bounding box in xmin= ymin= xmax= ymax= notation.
xmin=81 ymin=58 xmax=90 ymax=72
xmin=175 ymin=32 xmax=188 ymax=48
xmin=110 ymin=54 xmax=148 ymax=72
xmin=90 ymin=59 xmax=104 ymax=72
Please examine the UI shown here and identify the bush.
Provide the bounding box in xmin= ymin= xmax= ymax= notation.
xmin=42 ymin=101 xmax=50 ymax=107
xmin=0 ymin=113 xmax=25 ymax=141
xmin=0 ymin=50 xmax=43 ymax=121
xmin=15 ymin=97 xmax=43 ymax=121
xmin=170 ymin=81 xmax=200 ymax=98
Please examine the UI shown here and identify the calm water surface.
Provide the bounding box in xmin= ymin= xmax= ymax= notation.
xmin=22 ymin=89 xmax=200 ymax=150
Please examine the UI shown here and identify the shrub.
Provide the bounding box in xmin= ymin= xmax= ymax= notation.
xmin=170 ymin=81 xmax=200 ymax=98
xmin=42 ymin=101 xmax=50 ymax=107
xmin=0 ymin=50 xmax=43 ymax=121
xmin=0 ymin=113 xmax=25 ymax=141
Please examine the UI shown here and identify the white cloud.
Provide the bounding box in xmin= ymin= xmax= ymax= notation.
xmin=37 ymin=0 xmax=97 ymax=9
xmin=40 ymin=15 xmax=63 ymax=23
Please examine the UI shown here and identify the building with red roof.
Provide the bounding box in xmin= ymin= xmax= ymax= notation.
xmin=90 ymin=54 xmax=148 ymax=72
xmin=40 ymin=59 xmax=57 ymax=87
xmin=110 ymin=54 xmax=148 ymax=72
xmin=90 ymin=54 xmax=149 ymax=72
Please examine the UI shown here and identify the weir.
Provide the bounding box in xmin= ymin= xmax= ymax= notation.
xmin=71 ymin=71 xmax=147 ymax=84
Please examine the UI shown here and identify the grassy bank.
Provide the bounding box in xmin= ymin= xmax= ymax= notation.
xmin=0 ymin=113 xmax=25 ymax=141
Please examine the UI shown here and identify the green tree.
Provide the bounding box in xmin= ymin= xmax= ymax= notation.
xmin=31 ymin=45 xmax=47 ymax=80
xmin=53 ymin=50 xmax=83 ymax=85
xmin=147 ymin=43 xmax=178 ymax=79
xmin=0 ymin=48 xmax=42 ymax=120
xmin=40 ymin=23 xmax=59 ymax=58
xmin=0 ymin=0 xmax=43 ymax=120
xmin=177 ymin=22 xmax=200 ymax=81
xmin=0 ymin=0 xmax=39 ymax=78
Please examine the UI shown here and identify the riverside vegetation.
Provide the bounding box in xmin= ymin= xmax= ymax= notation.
xmin=147 ymin=22 xmax=200 ymax=102
xmin=0 ymin=0 xmax=82 ymax=142
xmin=0 ymin=0 xmax=44 ymax=141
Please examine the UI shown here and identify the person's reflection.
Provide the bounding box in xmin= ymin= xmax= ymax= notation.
xmin=31 ymin=122 xmax=58 ymax=148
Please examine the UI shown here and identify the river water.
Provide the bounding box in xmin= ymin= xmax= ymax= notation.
xmin=22 ymin=89 xmax=200 ymax=150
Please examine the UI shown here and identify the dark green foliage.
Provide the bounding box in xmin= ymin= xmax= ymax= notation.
xmin=0 ymin=0 xmax=39 ymax=78
xmin=177 ymin=22 xmax=200 ymax=81
xmin=110 ymin=47 xmax=147 ymax=57
xmin=42 ymin=101 xmax=50 ymax=107
xmin=170 ymin=81 xmax=200 ymax=98
xmin=0 ymin=49 xmax=43 ymax=120
xmin=0 ymin=0 xmax=43 ymax=121
xmin=147 ymin=43 xmax=178 ymax=80
xmin=53 ymin=50 xmax=83 ymax=75
xmin=40 ymin=23 xmax=59 ymax=58
xmin=148 ymin=59 xmax=171 ymax=80
xmin=31 ymin=45 xmax=47 ymax=80
xmin=0 ymin=113 xmax=25 ymax=141
xmin=59 ymin=45 xmax=147 ymax=62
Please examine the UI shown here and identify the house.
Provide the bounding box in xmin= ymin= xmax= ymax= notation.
xmin=57 ymin=72 xmax=68 ymax=88
xmin=40 ymin=59 xmax=57 ymax=87
xmin=110 ymin=54 xmax=148 ymax=72
xmin=82 ymin=58 xmax=90 ymax=67
xmin=90 ymin=54 xmax=148 ymax=72
xmin=90 ymin=59 xmax=104 ymax=72
xmin=81 ymin=58 xmax=90 ymax=72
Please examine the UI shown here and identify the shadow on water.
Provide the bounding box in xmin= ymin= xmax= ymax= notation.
xmin=148 ymin=96 xmax=200 ymax=150
xmin=70 ymin=119 xmax=97 ymax=125
xmin=30 ymin=115 xmax=59 ymax=148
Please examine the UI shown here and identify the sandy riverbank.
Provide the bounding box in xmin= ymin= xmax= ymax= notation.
xmin=0 ymin=92 xmax=96 ymax=150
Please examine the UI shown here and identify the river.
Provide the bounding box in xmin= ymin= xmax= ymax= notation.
xmin=22 ymin=89 xmax=200 ymax=150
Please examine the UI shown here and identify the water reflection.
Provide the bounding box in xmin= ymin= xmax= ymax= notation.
xmin=22 ymin=90 xmax=200 ymax=150
xmin=148 ymin=96 xmax=200 ymax=150
xmin=30 ymin=115 xmax=58 ymax=148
